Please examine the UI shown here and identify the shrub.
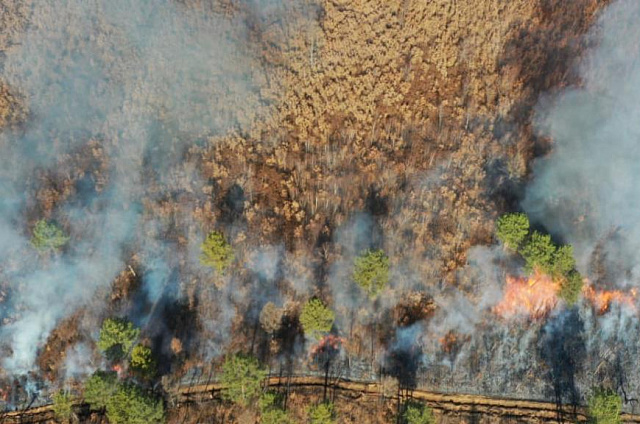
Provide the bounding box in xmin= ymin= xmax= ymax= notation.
xmin=131 ymin=345 xmax=155 ymax=376
xmin=200 ymin=231 xmax=234 ymax=273
xmin=520 ymin=232 xmax=556 ymax=273
xmin=84 ymin=371 xmax=118 ymax=410
xmin=32 ymin=220 xmax=69 ymax=251
xmin=259 ymin=391 xmax=291 ymax=424
xmin=97 ymin=318 xmax=140 ymax=359
xmin=558 ymin=270 xmax=583 ymax=305
xmin=299 ymin=299 xmax=334 ymax=340
xmin=308 ymin=402 xmax=335 ymax=424
xmin=588 ymin=388 xmax=621 ymax=424
xmin=220 ymin=354 xmax=266 ymax=406
xmin=258 ymin=391 xmax=279 ymax=411
xmin=495 ymin=213 xmax=529 ymax=251
xmin=105 ymin=383 xmax=164 ymax=424
xmin=52 ymin=390 xmax=74 ymax=422
xmin=402 ymin=401 xmax=435 ymax=424
xmin=261 ymin=408 xmax=292 ymax=424
xmin=353 ymin=249 xmax=390 ymax=298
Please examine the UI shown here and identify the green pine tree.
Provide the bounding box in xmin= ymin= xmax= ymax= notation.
xmin=97 ymin=318 xmax=140 ymax=360
xmin=200 ymin=231 xmax=234 ymax=273
xmin=83 ymin=371 xmax=118 ymax=410
xmin=220 ymin=354 xmax=266 ymax=406
xmin=353 ymin=249 xmax=390 ymax=298
xmin=32 ymin=220 xmax=69 ymax=251
xmin=495 ymin=213 xmax=530 ymax=251
xmin=105 ymin=384 xmax=164 ymax=424
xmin=299 ymin=299 xmax=335 ymax=340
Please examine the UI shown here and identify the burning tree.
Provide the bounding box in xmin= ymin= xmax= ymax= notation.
xmin=199 ymin=230 xmax=234 ymax=273
xmin=496 ymin=212 xmax=530 ymax=251
xmin=300 ymin=299 xmax=335 ymax=340
xmin=220 ymin=354 xmax=266 ymax=407
xmin=588 ymin=388 xmax=621 ymax=424
xmin=353 ymin=249 xmax=390 ymax=298
xmin=495 ymin=214 xmax=584 ymax=306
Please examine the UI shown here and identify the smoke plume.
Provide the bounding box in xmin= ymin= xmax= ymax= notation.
xmin=522 ymin=0 xmax=640 ymax=289
xmin=0 ymin=0 xmax=272 ymax=374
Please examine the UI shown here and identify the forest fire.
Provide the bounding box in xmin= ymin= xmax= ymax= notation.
xmin=112 ymin=364 xmax=124 ymax=378
xmin=494 ymin=272 xmax=559 ymax=319
xmin=439 ymin=331 xmax=458 ymax=353
xmin=583 ymin=285 xmax=637 ymax=314
xmin=310 ymin=334 xmax=345 ymax=357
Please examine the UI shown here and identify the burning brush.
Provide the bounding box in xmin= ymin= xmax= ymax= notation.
xmin=494 ymin=271 xmax=559 ymax=319
xmin=583 ymin=285 xmax=638 ymax=314
xmin=310 ymin=334 xmax=345 ymax=357
xmin=494 ymin=269 xmax=639 ymax=320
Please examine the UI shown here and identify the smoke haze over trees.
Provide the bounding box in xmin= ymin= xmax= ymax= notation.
xmin=2 ymin=0 xmax=640 ymax=421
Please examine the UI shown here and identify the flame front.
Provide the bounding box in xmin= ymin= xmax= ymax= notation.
xmin=583 ymin=285 xmax=637 ymax=314
xmin=494 ymin=272 xmax=559 ymax=319
xmin=311 ymin=334 xmax=345 ymax=356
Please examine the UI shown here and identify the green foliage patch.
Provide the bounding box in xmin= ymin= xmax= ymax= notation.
xmin=52 ymin=390 xmax=74 ymax=422
xmin=200 ymin=231 xmax=234 ymax=273
xmin=495 ymin=213 xmax=529 ymax=251
xmin=588 ymin=388 xmax=621 ymax=424
xmin=131 ymin=344 xmax=156 ymax=377
xmin=259 ymin=391 xmax=292 ymax=424
xmin=520 ymin=231 xmax=556 ymax=274
xmin=261 ymin=408 xmax=292 ymax=424
xmin=220 ymin=354 xmax=266 ymax=406
xmin=353 ymin=249 xmax=390 ymax=298
xmin=97 ymin=318 xmax=140 ymax=359
xmin=559 ymin=270 xmax=584 ymax=306
xmin=299 ymin=299 xmax=335 ymax=340
xmin=308 ymin=402 xmax=335 ymax=424
xmin=32 ymin=220 xmax=69 ymax=251
xmin=84 ymin=371 xmax=118 ymax=410
xmin=105 ymin=383 xmax=164 ymax=424
xmin=402 ymin=401 xmax=435 ymax=424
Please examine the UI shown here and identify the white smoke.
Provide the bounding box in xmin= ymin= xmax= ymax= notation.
xmin=522 ymin=0 xmax=640 ymax=289
xmin=0 ymin=0 xmax=274 ymax=373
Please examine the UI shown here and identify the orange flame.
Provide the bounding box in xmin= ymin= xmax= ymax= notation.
xmin=112 ymin=364 xmax=123 ymax=377
xmin=439 ymin=331 xmax=458 ymax=353
xmin=311 ymin=334 xmax=345 ymax=356
xmin=494 ymin=271 xmax=559 ymax=319
xmin=583 ymin=285 xmax=637 ymax=314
